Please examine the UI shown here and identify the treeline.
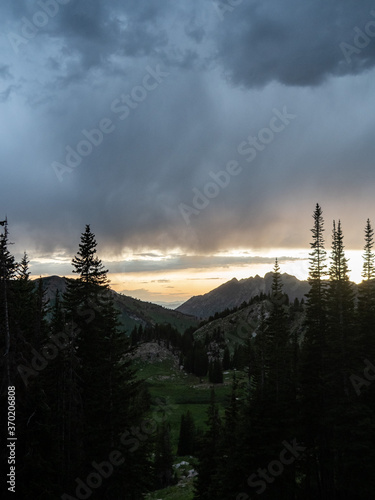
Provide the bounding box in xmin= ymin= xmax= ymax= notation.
xmin=193 ymin=204 xmax=375 ymax=499
xmin=0 ymin=223 xmax=173 ymax=499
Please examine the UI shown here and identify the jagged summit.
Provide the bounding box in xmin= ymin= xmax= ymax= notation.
xmin=176 ymin=273 xmax=310 ymax=318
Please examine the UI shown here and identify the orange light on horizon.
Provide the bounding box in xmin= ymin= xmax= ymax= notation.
xmin=29 ymin=248 xmax=366 ymax=305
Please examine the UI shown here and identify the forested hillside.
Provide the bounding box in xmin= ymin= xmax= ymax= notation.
xmin=39 ymin=275 xmax=198 ymax=333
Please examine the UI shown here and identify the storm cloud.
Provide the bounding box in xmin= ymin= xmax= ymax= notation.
xmin=1 ymin=0 xmax=375 ymax=272
xmin=214 ymin=0 xmax=375 ymax=87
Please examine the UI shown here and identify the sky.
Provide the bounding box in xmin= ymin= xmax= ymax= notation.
xmin=1 ymin=0 xmax=375 ymax=306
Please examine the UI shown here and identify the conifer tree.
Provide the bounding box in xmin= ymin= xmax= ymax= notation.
xmin=194 ymin=390 xmax=222 ymax=499
xmin=61 ymin=225 xmax=152 ymax=497
xmin=154 ymin=422 xmax=174 ymax=489
xmin=358 ymin=219 xmax=375 ymax=362
xmin=17 ymin=280 xmax=58 ymax=498
xmin=212 ymin=375 xmax=245 ymax=500
xmin=0 ymin=219 xmax=16 ymax=387
xmin=71 ymin=224 xmax=108 ymax=286
xmin=252 ymin=302 xmax=267 ymax=397
xmin=177 ymin=410 xmax=196 ymax=456
xmin=266 ymin=258 xmax=290 ymax=402
xmin=41 ymin=289 xmax=82 ymax=493
xmin=326 ymin=220 xmax=355 ymax=396
xmin=0 ymin=228 xmax=57 ymax=498
xmin=13 ymin=253 xmax=36 ymax=339
xmin=362 ymin=218 xmax=375 ymax=281
xmin=300 ymin=205 xmax=328 ymax=390
xmin=324 ymin=220 xmax=375 ymax=499
xmin=193 ymin=340 xmax=208 ymax=377
xmin=304 ymin=203 xmax=327 ymax=338
xmin=17 ymin=251 xmax=30 ymax=278
xmin=299 ymin=204 xmax=329 ymax=497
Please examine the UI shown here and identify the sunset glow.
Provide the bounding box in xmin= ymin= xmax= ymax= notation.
xmin=28 ymin=247 xmax=366 ymax=306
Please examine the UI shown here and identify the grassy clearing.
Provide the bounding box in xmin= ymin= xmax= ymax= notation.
xmin=135 ymin=357 xmax=234 ymax=449
xmin=134 ymin=353 xmax=243 ymax=498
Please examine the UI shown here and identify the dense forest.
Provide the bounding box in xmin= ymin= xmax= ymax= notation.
xmin=192 ymin=205 xmax=375 ymax=500
xmin=1 ymin=203 xmax=375 ymax=499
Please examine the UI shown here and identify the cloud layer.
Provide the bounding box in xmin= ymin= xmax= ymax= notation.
xmin=1 ymin=0 xmax=375 ymax=267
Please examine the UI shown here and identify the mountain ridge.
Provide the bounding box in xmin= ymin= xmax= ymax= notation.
xmin=176 ymin=272 xmax=310 ymax=318
xmin=35 ymin=275 xmax=198 ymax=333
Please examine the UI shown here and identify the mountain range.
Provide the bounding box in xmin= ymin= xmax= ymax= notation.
xmin=37 ymin=276 xmax=198 ymax=334
xmin=37 ymin=273 xmax=311 ymax=329
xmin=176 ymin=272 xmax=311 ymax=318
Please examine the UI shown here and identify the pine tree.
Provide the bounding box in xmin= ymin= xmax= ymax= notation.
xmin=71 ymin=224 xmax=108 ymax=286
xmin=154 ymin=422 xmax=174 ymax=489
xmin=61 ymin=225 xmax=152 ymax=497
xmin=16 ymin=280 xmax=58 ymax=499
xmin=0 ymin=219 xmax=16 ymax=388
xmin=324 ymin=220 xmax=375 ymax=499
xmin=300 ymin=205 xmax=328 ymax=394
xmin=0 ymin=236 xmax=59 ymax=498
xmin=266 ymin=258 xmax=290 ymax=402
xmin=243 ymin=262 xmax=297 ymax=498
xmin=17 ymin=251 xmax=30 ymax=278
xmin=305 ymin=203 xmax=327 ymax=326
xmin=13 ymin=252 xmax=37 ymax=341
xmin=251 ymin=302 xmax=267 ymax=398
xmin=362 ymin=218 xmax=375 ymax=281
xmin=193 ymin=340 xmax=208 ymax=377
xmin=212 ymin=375 xmax=244 ymax=500
xmin=177 ymin=410 xmax=196 ymax=456
xmin=42 ymin=289 xmax=82 ymax=492
xmin=299 ymin=204 xmax=329 ymax=497
xmin=326 ymin=220 xmax=355 ymax=396
xmin=358 ymin=219 xmax=375 ymax=362
xmin=194 ymin=390 xmax=222 ymax=499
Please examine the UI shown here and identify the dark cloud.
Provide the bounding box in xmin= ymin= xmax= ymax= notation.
xmin=0 ymin=0 xmax=374 ymax=274
xmin=214 ymin=0 xmax=375 ymax=87
xmin=3 ymin=0 xmax=173 ymax=91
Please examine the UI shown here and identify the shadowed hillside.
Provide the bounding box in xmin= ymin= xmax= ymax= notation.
xmin=37 ymin=275 xmax=198 ymax=333
xmin=176 ymin=272 xmax=310 ymax=318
